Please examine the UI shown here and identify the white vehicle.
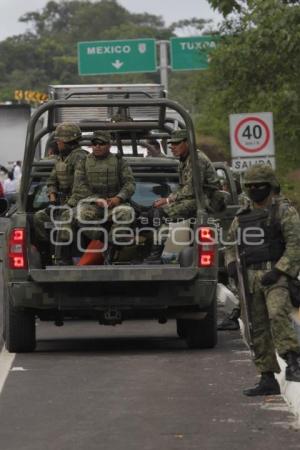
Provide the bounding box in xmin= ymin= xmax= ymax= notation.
xmin=0 ymin=103 xmax=31 ymax=169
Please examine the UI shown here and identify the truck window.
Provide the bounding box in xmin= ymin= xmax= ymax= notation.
xmin=132 ymin=180 xmax=178 ymax=207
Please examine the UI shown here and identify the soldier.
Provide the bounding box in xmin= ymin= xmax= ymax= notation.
xmin=226 ymin=164 xmax=300 ymax=396
xmin=55 ymin=130 xmax=135 ymax=264
xmin=33 ymin=122 xmax=87 ymax=265
xmin=143 ymin=129 xmax=224 ymax=263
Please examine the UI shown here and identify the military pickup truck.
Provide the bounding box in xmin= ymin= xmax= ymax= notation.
xmin=1 ymin=85 xmax=239 ymax=353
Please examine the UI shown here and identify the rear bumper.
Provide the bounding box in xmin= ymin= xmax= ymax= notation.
xmin=29 ymin=265 xmax=198 ymax=283
xmin=8 ymin=274 xmax=217 ymax=313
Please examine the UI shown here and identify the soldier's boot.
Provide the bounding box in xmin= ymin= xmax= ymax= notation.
xmin=103 ymin=244 xmax=115 ymax=265
xmin=285 ymin=352 xmax=300 ymax=382
xmin=54 ymin=244 xmax=72 ymax=266
xmin=243 ymin=372 xmax=280 ymax=396
xmin=143 ymin=244 xmax=164 ymax=264
xmin=217 ymin=307 xmax=240 ymax=331
xmin=36 ymin=242 xmax=52 ymax=268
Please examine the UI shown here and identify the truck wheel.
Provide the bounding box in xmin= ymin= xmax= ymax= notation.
xmin=176 ymin=319 xmax=187 ymax=338
xmin=4 ymin=290 xmax=36 ymax=353
xmin=185 ymin=298 xmax=217 ymax=349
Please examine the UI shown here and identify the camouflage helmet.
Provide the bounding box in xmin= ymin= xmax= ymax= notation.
xmin=91 ymin=130 xmax=111 ymax=144
xmin=54 ymin=122 xmax=81 ymax=143
xmin=168 ymin=129 xmax=187 ymax=143
xmin=243 ymin=164 xmax=279 ymax=189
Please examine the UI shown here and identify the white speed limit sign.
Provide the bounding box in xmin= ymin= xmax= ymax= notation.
xmin=230 ymin=112 xmax=275 ymax=157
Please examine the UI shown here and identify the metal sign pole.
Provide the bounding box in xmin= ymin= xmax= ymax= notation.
xmin=158 ymin=41 xmax=169 ymax=91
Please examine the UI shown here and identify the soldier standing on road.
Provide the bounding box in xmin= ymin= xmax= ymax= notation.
xmin=56 ymin=131 xmax=136 ymax=264
xmin=33 ymin=122 xmax=87 ymax=265
xmin=226 ymin=164 xmax=300 ymax=396
xmin=143 ymin=129 xmax=224 ymax=263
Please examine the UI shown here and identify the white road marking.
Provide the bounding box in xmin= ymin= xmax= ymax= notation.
xmin=11 ymin=367 xmax=27 ymax=372
xmin=0 ymin=347 xmax=15 ymax=394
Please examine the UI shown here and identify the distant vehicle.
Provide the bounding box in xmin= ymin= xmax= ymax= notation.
xmin=0 ymin=104 xmax=31 ymax=168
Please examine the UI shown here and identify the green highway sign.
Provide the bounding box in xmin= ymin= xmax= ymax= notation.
xmin=78 ymin=38 xmax=157 ymax=75
xmin=170 ymin=36 xmax=219 ymax=71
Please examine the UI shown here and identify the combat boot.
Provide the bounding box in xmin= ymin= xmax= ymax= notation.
xmin=103 ymin=244 xmax=115 ymax=265
xmin=36 ymin=242 xmax=52 ymax=268
xmin=243 ymin=372 xmax=280 ymax=396
xmin=285 ymin=352 xmax=300 ymax=382
xmin=143 ymin=244 xmax=164 ymax=264
xmin=54 ymin=244 xmax=72 ymax=266
xmin=217 ymin=307 xmax=240 ymax=331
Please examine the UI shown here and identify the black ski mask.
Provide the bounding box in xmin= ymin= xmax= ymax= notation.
xmin=246 ymin=183 xmax=272 ymax=203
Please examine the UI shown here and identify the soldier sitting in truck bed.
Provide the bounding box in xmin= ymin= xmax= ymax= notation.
xmin=33 ymin=123 xmax=87 ymax=266
xmin=142 ymin=129 xmax=225 ymax=263
xmin=54 ymin=130 xmax=136 ymax=265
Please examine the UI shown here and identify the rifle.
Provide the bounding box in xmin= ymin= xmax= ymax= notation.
xmin=235 ymin=236 xmax=254 ymax=356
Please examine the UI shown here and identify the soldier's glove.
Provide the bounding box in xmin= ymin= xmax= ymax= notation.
xmin=261 ymin=268 xmax=282 ymax=286
xmin=227 ymin=262 xmax=238 ymax=283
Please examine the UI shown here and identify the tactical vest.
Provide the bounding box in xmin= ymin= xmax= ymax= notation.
xmin=55 ymin=148 xmax=86 ymax=193
xmin=85 ymin=154 xmax=121 ymax=198
xmin=237 ymin=205 xmax=285 ymax=266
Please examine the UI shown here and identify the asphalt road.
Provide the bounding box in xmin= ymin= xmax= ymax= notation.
xmin=0 ymin=218 xmax=299 ymax=450
xmin=0 ymin=318 xmax=299 ymax=450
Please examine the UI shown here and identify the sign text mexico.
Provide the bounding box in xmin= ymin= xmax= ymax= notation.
xmin=78 ymin=39 xmax=157 ymax=75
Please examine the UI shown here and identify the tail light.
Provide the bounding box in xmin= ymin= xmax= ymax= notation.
xmin=8 ymin=228 xmax=28 ymax=269
xmin=198 ymin=227 xmax=216 ymax=268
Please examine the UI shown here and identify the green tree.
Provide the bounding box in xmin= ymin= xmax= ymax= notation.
xmin=0 ymin=0 xmax=175 ymax=100
xmin=198 ymin=0 xmax=300 ymax=205
xmin=207 ymin=0 xmax=300 ymax=16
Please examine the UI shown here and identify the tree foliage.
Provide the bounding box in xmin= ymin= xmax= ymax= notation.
xmin=197 ymin=0 xmax=300 ymax=202
xmin=0 ymin=0 xmax=174 ymax=100
xmin=207 ymin=0 xmax=300 ymax=16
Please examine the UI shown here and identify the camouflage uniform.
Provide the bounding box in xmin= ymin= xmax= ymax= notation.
xmin=142 ymin=129 xmax=222 ymax=263
xmin=164 ymin=130 xmax=222 ymax=220
xmin=33 ymin=123 xmax=87 ymax=242
xmin=57 ymin=131 xmax=135 ymax=242
xmin=226 ymin=166 xmax=300 ymax=374
xmin=43 ymin=154 xmax=59 ymax=161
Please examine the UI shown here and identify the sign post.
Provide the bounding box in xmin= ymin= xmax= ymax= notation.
xmin=78 ymin=38 xmax=157 ymax=75
xmin=229 ymin=112 xmax=275 ymax=171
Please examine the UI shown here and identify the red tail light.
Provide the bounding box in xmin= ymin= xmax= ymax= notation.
xmin=198 ymin=227 xmax=216 ymax=268
xmin=8 ymin=228 xmax=28 ymax=269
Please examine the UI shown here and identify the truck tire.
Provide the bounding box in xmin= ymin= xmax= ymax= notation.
xmin=4 ymin=289 xmax=36 ymax=353
xmin=176 ymin=319 xmax=187 ymax=338
xmin=184 ymin=297 xmax=217 ymax=349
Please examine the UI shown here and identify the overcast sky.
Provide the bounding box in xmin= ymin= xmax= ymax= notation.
xmin=0 ymin=0 xmax=222 ymax=41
